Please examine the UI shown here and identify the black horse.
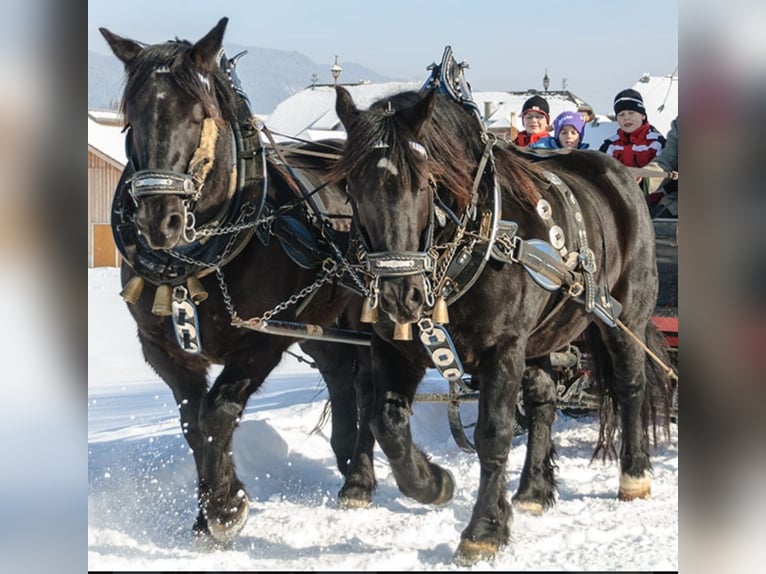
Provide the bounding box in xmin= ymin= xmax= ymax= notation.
xmin=332 ymin=85 xmax=672 ymax=563
xmin=99 ymin=19 xmax=373 ymax=545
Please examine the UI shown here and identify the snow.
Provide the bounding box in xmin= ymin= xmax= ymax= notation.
xmin=88 ymin=267 xmax=678 ymax=570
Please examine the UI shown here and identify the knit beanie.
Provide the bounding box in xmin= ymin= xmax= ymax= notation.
xmin=553 ymin=110 xmax=585 ymax=142
xmin=521 ymin=95 xmax=550 ymax=122
xmin=613 ymin=88 xmax=647 ymax=118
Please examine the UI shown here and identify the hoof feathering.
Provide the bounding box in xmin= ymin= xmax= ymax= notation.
xmin=513 ymin=499 xmax=545 ymax=516
xmin=454 ymin=539 xmax=498 ymax=566
xmin=206 ymin=496 xmax=250 ymax=544
xmin=618 ymin=472 xmax=652 ymax=501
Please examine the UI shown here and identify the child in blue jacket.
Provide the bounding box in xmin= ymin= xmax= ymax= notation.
xmin=529 ymin=110 xmax=589 ymax=150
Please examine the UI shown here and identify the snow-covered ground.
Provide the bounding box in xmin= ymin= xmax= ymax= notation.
xmin=88 ymin=267 xmax=678 ymax=570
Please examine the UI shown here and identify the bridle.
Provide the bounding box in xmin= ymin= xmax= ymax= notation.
xmin=350 ymin=130 xmax=499 ymax=323
xmin=121 ymin=49 xmax=265 ymax=245
xmin=352 ymin=140 xmax=437 ymax=277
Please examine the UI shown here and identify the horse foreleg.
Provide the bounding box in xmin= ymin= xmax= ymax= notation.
xmin=198 ymin=346 xmax=282 ymax=544
xmin=512 ymin=361 xmax=558 ymax=515
xmin=455 ymin=343 xmax=523 ymax=565
xmin=139 ymin=334 xmax=212 ymax=538
xmin=369 ymin=337 xmax=454 ymax=505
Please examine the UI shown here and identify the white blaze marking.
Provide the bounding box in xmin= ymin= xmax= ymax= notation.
xmin=376 ymin=157 xmax=398 ymax=176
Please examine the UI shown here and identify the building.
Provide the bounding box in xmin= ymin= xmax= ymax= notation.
xmin=88 ymin=110 xmax=126 ymax=267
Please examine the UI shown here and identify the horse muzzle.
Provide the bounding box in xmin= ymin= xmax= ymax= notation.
xmin=379 ymin=275 xmax=427 ymax=327
xmin=365 ymin=250 xmax=433 ymax=324
xmin=134 ymin=195 xmax=188 ymax=250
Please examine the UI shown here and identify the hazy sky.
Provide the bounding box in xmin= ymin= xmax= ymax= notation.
xmin=88 ymin=0 xmax=678 ymax=113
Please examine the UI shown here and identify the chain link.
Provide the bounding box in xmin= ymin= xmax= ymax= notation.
xmin=194 ymin=204 xmax=261 ymax=237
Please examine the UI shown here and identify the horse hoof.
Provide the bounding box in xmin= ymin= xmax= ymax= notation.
xmin=338 ymin=483 xmax=373 ymax=509
xmin=618 ymin=472 xmax=651 ymax=501
xmin=338 ymin=494 xmax=372 ymax=509
xmin=513 ymin=499 xmax=545 ymax=516
xmin=206 ymin=493 xmax=250 ymax=544
xmin=453 ymin=539 xmax=498 ymax=566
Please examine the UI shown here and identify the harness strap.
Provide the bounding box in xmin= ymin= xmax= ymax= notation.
xmin=467 ymin=135 xmax=496 ymax=218
xmin=542 ymin=170 xmax=598 ymax=313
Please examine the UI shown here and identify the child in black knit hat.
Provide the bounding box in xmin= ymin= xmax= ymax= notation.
xmin=513 ymin=94 xmax=550 ymax=147
xmin=599 ymin=88 xmax=666 ymax=169
xmin=599 ymin=88 xmax=666 ymax=192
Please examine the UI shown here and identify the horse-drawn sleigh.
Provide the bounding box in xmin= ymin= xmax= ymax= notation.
xmin=100 ymin=18 xmax=676 ymax=565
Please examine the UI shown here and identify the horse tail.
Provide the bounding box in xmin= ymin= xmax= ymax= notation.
xmin=589 ymin=321 xmax=674 ymax=463
xmin=642 ymin=321 xmax=674 ymax=445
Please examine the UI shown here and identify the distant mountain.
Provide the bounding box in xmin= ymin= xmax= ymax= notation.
xmin=88 ymin=44 xmax=392 ymax=115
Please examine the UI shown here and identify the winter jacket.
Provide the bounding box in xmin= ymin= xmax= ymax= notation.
xmin=528 ymin=136 xmax=589 ymax=150
xmin=514 ymin=130 xmax=549 ymax=147
xmin=598 ymin=122 xmax=666 ymax=168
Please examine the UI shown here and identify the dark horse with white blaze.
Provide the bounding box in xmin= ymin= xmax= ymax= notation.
xmin=99 ymin=19 xmax=374 ymax=545
xmin=333 ymin=85 xmax=671 ymax=563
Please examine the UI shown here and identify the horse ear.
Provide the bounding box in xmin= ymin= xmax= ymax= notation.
xmin=399 ymin=89 xmax=436 ymax=138
xmin=190 ymin=17 xmax=229 ymax=73
xmin=335 ymin=86 xmax=360 ymax=130
xmin=99 ymin=28 xmax=143 ymax=65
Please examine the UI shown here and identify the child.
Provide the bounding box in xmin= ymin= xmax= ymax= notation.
xmin=529 ymin=110 xmax=589 ymax=150
xmin=513 ymin=95 xmax=550 ymax=147
xmin=599 ymin=88 xmax=665 ymax=168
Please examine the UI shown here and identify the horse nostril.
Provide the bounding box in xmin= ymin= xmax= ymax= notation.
xmin=404 ymin=285 xmax=424 ymax=308
xmin=161 ymin=213 xmax=184 ymax=238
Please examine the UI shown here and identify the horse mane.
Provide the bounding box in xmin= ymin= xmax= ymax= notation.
xmin=333 ymin=90 xmax=542 ymax=212
xmin=493 ymin=144 xmax=548 ymax=211
xmin=121 ymin=39 xmax=238 ymax=126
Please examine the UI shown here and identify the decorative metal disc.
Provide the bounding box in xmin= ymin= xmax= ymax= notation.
xmin=549 ymin=225 xmax=566 ymax=250
xmin=536 ymin=199 xmax=553 ymax=220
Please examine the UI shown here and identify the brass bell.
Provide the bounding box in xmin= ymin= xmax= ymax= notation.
xmin=360 ymin=296 xmax=378 ymax=324
xmin=392 ymin=321 xmax=412 ymax=341
xmin=186 ymin=275 xmax=208 ymax=305
xmin=119 ymin=275 xmax=145 ymax=305
xmin=432 ymin=296 xmax=449 ymax=324
xmin=151 ymin=284 xmax=173 ymax=316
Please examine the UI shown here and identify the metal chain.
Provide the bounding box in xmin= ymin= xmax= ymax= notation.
xmin=258 ymin=266 xmax=336 ymax=323
xmin=338 ymin=235 xmax=373 ymax=297
xmin=193 ymin=204 xmax=260 ymax=238
xmin=221 ymin=259 xmax=341 ymax=328
xmin=214 ymin=265 xmax=239 ymax=320
xmin=431 ymin=225 xmax=467 ymax=293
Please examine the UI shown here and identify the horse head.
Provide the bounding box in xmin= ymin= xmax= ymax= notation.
xmin=100 ymin=18 xmax=238 ymax=250
xmin=335 ymin=86 xmax=441 ymax=327
xmin=335 ymin=86 xmax=481 ymax=334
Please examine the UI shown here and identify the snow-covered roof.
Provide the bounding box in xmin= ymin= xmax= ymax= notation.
xmin=266 ymin=83 xmax=586 ymax=142
xmin=264 ymin=72 xmax=678 ymax=146
xmin=88 ymin=109 xmax=123 ymax=125
xmin=631 ymin=71 xmax=678 ymax=136
xmin=88 ymin=116 xmax=127 ymax=167
xmin=266 ymin=81 xmax=421 ymax=142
